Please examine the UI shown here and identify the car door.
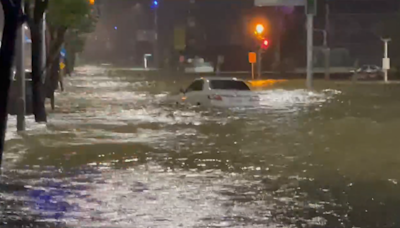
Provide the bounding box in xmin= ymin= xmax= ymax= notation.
xmin=183 ymin=80 xmax=204 ymax=105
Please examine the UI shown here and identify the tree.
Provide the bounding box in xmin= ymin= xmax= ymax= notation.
xmin=0 ymin=0 xmax=24 ymax=165
xmin=64 ymin=11 xmax=96 ymax=74
xmin=24 ymin=0 xmax=48 ymax=122
xmin=44 ymin=0 xmax=93 ymax=109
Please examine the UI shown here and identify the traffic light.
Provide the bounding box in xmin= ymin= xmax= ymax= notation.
xmin=152 ymin=0 xmax=159 ymax=8
xmin=89 ymin=0 xmax=95 ymax=5
xmin=261 ymin=39 xmax=269 ymax=50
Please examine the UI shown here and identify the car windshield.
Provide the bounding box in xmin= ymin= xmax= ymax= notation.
xmin=209 ymin=80 xmax=250 ymax=91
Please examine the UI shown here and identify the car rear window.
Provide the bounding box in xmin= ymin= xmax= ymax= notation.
xmin=209 ymin=80 xmax=250 ymax=91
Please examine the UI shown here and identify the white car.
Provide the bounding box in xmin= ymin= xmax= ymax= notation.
xmin=177 ymin=77 xmax=260 ymax=107
xmin=351 ymin=65 xmax=383 ymax=80
xmin=184 ymin=57 xmax=214 ymax=73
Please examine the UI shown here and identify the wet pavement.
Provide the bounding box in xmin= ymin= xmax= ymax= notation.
xmin=2 ymin=65 xmax=400 ymax=227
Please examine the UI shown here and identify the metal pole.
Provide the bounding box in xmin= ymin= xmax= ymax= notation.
xmin=42 ymin=13 xmax=46 ymax=83
xmin=16 ymin=20 xmax=26 ymax=131
xmin=384 ymin=41 xmax=388 ymax=82
xmin=251 ymin=63 xmax=255 ymax=80
xmin=257 ymin=48 xmax=262 ymax=79
xmin=324 ymin=3 xmax=330 ymax=80
xmin=306 ymin=14 xmax=314 ymax=90
xmin=154 ymin=7 xmax=159 ymax=69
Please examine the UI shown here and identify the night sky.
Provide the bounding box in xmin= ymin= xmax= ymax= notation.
xmin=82 ymin=0 xmax=399 ymax=68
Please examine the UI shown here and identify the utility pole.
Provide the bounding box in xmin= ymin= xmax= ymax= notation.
xmin=324 ymin=3 xmax=330 ymax=80
xmin=306 ymin=14 xmax=314 ymax=90
xmin=16 ymin=5 xmax=26 ymax=131
xmin=257 ymin=48 xmax=262 ymax=78
xmin=306 ymin=0 xmax=316 ymax=90
xmin=153 ymin=1 xmax=159 ymax=69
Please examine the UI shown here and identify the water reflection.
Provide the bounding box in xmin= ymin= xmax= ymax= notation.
xmin=2 ymin=66 xmax=400 ymax=227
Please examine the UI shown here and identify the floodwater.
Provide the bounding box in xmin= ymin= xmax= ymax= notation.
xmin=2 ymin=66 xmax=400 ymax=228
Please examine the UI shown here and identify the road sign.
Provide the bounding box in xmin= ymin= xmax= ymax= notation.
xmin=383 ymin=58 xmax=390 ymax=70
xmin=60 ymin=62 xmax=66 ymax=70
xmin=255 ymin=0 xmax=305 ymax=6
xmin=60 ymin=48 xmax=66 ymax=58
xmin=25 ymin=35 xmax=31 ymax=43
xmin=306 ymin=0 xmax=317 ymax=15
xmin=248 ymin=52 xmax=257 ymax=63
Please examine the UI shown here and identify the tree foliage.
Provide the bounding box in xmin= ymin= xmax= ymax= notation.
xmin=47 ymin=0 xmax=92 ymax=30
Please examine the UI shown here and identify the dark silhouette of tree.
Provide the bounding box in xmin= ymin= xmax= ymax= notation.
xmin=24 ymin=0 xmax=48 ymax=123
xmin=0 ymin=0 xmax=24 ymax=166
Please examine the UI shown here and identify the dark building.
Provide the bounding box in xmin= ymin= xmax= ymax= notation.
xmin=81 ymin=0 xmax=400 ymax=69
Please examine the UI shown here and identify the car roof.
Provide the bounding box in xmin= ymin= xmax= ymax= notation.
xmin=195 ymin=77 xmax=244 ymax=81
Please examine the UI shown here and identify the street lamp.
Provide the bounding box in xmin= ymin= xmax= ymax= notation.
xmin=255 ymin=24 xmax=265 ymax=35
xmin=381 ymin=38 xmax=391 ymax=83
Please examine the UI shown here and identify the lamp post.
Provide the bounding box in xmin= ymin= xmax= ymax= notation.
xmin=153 ymin=0 xmax=159 ymax=69
xmin=381 ymin=38 xmax=391 ymax=83
xmin=254 ymin=24 xmax=265 ymax=79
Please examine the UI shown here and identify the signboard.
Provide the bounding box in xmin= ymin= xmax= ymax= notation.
xmin=383 ymin=58 xmax=390 ymax=70
xmin=306 ymin=0 xmax=317 ymax=15
xmin=248 ymin=52 xmax=257 ymax=63
xmin=174 ymin=27 xmax=186 ymax=51
xmin=60 ymin=62 xmax=66 ymax=70
xmin=60 ymin=48 xmax=66 ymax=58
xmin=25 ymin=35 xmax=31 ymax=43
xmin=255 ymin=0 xmax=305 ymax=6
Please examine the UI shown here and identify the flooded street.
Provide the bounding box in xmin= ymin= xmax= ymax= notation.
xmin=2 ymin=66 xmax=400 ymax=227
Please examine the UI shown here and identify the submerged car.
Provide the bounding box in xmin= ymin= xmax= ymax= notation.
xmin=351 ymin=65 xmax=384 ymax=80
xmin=177 ymin=77 xmax=260 ymax=107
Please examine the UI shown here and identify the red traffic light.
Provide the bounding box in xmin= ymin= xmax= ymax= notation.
xmin=261 ymin=39 xmax=269 ymax=49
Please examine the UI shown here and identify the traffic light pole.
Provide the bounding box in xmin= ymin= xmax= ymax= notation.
xmin=306 ymin=14 xmax=314 ymax=90
xmin=153 ymin=6 xmax=159 ymax=69
xmin=257 ymin=48 xmax=262 ymax=79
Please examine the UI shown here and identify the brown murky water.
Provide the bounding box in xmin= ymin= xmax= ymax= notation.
xmin=2 ymin=66 xmax=400 ymax=228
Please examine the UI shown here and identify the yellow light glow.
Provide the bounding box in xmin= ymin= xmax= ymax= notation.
xmin=247 ymin=79 xmax=288 ymax=88
xmin=255 ymin=24 xmax=265 ymax=34
xmin=181 ymin=97 xmax=187 ymax=101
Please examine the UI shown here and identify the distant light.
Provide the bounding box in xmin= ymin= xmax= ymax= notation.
xmin=114 ymin=26 xmax=117 ymax=30
xmin=255 ymin=24 xmax=264 ymax=34
xmin=153 ymin=1 xmax=158 ymax=5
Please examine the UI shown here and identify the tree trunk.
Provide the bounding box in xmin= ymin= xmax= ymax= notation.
xmin=0 ymin=0 xmax=23 ymax=165
xmin=45 ymin=51 xmax=60 ymax=110
xmin=30 ymin=23 xmax=47 ymax=122
xmin=43 ymin=27 xmax=66 ymax=110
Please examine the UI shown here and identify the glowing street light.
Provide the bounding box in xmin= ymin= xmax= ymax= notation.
xmin=255 ymin=24 xmax=265 ymax=35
